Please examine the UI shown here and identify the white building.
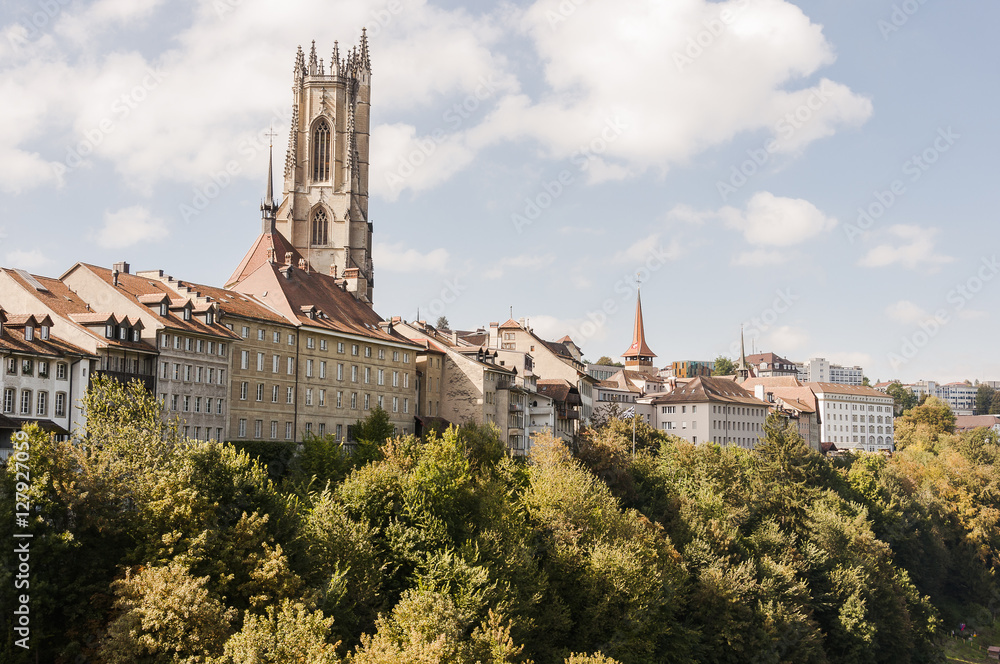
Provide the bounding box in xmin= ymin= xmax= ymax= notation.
xmin=796 ymin=358 xmax=864 ymax=386
xmin=906 ymin=380 xmax=976 ymax=416
xmin=651 ymin=376 xmax=770 ymax=449
xmin=809 ymin=383 xmax=894 ymax=452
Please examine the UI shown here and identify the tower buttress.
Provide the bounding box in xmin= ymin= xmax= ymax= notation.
xmin=277 ymin=32 xmax=373 ymax=304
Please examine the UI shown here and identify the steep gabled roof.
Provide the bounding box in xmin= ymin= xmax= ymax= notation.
xmin=225 ymin=231 xmax=305 ymax=289
xmin=651 ymin=376 xmax=768 ymax=407
xmin=621 ymin=291 xmax=656 ymax=358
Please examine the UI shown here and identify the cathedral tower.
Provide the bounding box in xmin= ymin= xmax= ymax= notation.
xmin=276 ymin=34 xmax=373 ymax=304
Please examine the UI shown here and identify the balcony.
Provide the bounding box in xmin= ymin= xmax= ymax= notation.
xmin=508 ymin=402 xmax=524 ymax=412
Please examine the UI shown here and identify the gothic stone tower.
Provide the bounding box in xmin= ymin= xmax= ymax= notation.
xmin=276 ymin=34 xmax=373 ymax=304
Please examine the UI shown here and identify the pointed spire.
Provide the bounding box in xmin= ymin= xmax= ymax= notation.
xmin=261 ymin=126 xmax=278 ymax=232
xmin=359 ymin=27 xmax=371 ymax=72
xmin=308 ymin=40 xmax=318 ymax=75
xmin=284 ymin=103 xmax=298 ymax=178
xmin=332 ymin=41 xmax=341 ymax=73
xmin=294 ymin=45 xmax=306 ymax=80
xmin=319 ymin=57 xmax=324 ymax=76
xmin=735 ymin=325 xmax=753 ymax=381
xmin=621 ymin=288 xmax=657 ymax=361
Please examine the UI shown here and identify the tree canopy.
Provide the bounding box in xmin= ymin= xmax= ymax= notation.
xmin=712 ymin=356 xmax=736 ymax=376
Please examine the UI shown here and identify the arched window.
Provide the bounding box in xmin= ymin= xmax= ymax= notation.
xmin=311 ymin=208 xmax=329 ymax=246
xmin=312 ymin=120 xmax=331 ymax=182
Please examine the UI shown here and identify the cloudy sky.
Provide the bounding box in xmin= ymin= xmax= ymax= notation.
xmin=1 ymin=0 xmax=996 ymax=383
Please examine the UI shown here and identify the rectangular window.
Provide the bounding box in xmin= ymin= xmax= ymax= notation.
xmin=364 ymin=367 xmax=371 ymax=384
xmin=219 ymin=343 xmax=227 ymax=357
xmin=404 ymin=398 xmax=409 ymax=414
xmin=364 ymin=394 xmax=370 ymax=410
xmin=257 ymin=329 xmax=265 ymax=341
xmin=256 ymin=384 xmax=264 ymax=401
xmin=352 ymin=344 xmax=359 ymax=356
xmin=183 ymin=396 xmax=190 ymax=412
xmin=393 ymin=396 xmax=398 ymax=413
xmin=219 ymin=369 xmax=225 ymax=385
xmin=55 ymin=392 xmax=66 ymax=418
xmin=37 ymin=361 xmax=49 ymax=378
xmin=161 ymin=333 xmax=169 ymax=348
xmin=392 ymin=371 xmax=399 ymax=387
xmin=161 ymin=362 xmax=169 ymax=379
xmin=197 ymin=339 xmax=205 ymax=353
xmin=287 ymin=387 xmax=294 ymax=404
xmin=337 ymin=391 xmax=343 ymax=408
xmin=287 ymin=357 xmax=294 ymax=375
xmin=364 ymin=346 xmax=372 ymax=358
xmin=241 ymin=350 xmax=249 ymax=370
xmin=240 ymin=382 xmax=248 ymax=400
xmin=351 ymin=366 xmax=358 ymax=382
xmin=272 ymin=385 xmax=279 ymax=403
xmin=185 ymin=337 xmax=193 ymax=351
xmin=208 ymin=341 xmax=215 ymax=355
xmin=254 ymin=419 xmax=263 ymax=438
xmin=337 ymin=363 xmax=344 ymax=380
xmin=194 ymin=427 xmax=201 ymax=440
xmin=320 ymin=361 xmax=327 ymax=379
xmin=171 ymin=395 xmax=178 ymax=411
xmin=377 ymin=369 xmax=384 ymax=385
xmin=320 ymin=339 xmax=327 ymax=351
xmin=285 ymin=422 xmax=293 ymax=440
xmin=208 ymin=368 xmax=215 ymax=384
xmin=288 ymin=334 xmax=295 ymax=346
xmin=36 ymin=391 xmax=47 ymax=416
xmin=270 ymin=421 xmax=278 ymax=439
xmin=306 ymin=359 xmax=314 ymax=378
xmin=351 ymin=392 xmax=357 ymax=409
xmin=338 ymin=342 xmax=345 ymax=353
xmin=305 ymin=388 xmax=313 ymax=406
xmin=404 ymin=373 xmax=409 ymax=388
xmin=304 ymin=422 xmax=312 ymax=434
xmin=319 ymin=389 xmax=326 ymax=406
xmin=196 ymin=366 xmax=203 ymax=383
xmin=307 ymin=337 xmax=315 ymax=349
xmin=378 ymin=348 xmax=385 ymax=360
xmin=20 ymin=390 xmax=31 ymax=415
xmin=217 ymin=399 xmax=224 ymax=415
xmin=195 ymin=397 xmax=202 ymax=413
xmin=206 ymin=397 xmax=213 ymax=413
xmin=56 ymin=363 xmax=67 ymax=380
xmin=403 ymin=353 xmax=410 ymax=364
xmin=174 ymin=335 xmax=181 ymax=349
xmin=273 ymin=331 xmax=280 ymax=343
xmin=393 ymin=351 xmax=400 ymax=362
xmin=273 ymin=355 xmax=279 ymax=373
xmin=336 ymin=423 xmax=343 ymax=439
xmin=257 ymin=353 xmax=265 ymax=372
xmin=21 ymin=359 xmax=33 ymax=377
xmin=318 ymin=423 xmax=326 ymax=436
xmin=184 ymin=365 xmax=192 ymax=381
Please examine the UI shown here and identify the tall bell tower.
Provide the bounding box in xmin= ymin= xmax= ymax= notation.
xmin=276 ymin=33 xmax=373 ymax=304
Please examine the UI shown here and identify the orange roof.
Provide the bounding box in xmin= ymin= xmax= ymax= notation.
xmin=621 ymin=291 xmax=656 ymax=359
xmin=225 ymin=230 xmax=305 ymax=289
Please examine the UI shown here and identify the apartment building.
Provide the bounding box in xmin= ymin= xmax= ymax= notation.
xmin=651 ymin=376 xmax=770 ymax=449
xmin=809 ymin=383 xmax=894 ymax=452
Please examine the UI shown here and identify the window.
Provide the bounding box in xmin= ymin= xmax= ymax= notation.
xmin=241 ymin=326 xmax=249 ymax=338
xmin=320 ymin=339 xmax=327 ymax=351
xmin=240 ymin=382 xmax=248 ymax=400
xmin=337 ymin=363 xmax=344 ymax=380
xmin=195 ymin=397 xmax=202 ymax=413
xmin=257 ymin=353 xmax=265 ymax=372
xmin=377 ymin=369 xmax=384 ymax=385
xmin=208 ymin=341 xmax=215 ymax=354
xmin=319 ymin=361 xmax=327 ymax=379
xmin=206 ymin=398 xmax=213 ymax=413
xmin=161 ymin=333 xmax=169 ymax=348
xmin=241 ymin=350 xmax=250 ymax=370
xmin=161 ymin=362 xmax=168 ymax=379
xmin=183 ymin=308 xmax=192 ymax=322
xmin=319 ymin=389 xmax=326 ymax=407
xmin=217 ymin=399 xmax=224 ymax=415
xmin=273 ymin=355 xmax=279 ymax=373
xmin=196 ymin=367 xmax=203 ymax=383
xmin=56 ymin=363 xmax=67 ymax=380
xmin=256 ymin=384 xmax=264 ymax=401
xmin=351 ymin=392 xmax=357 ymax=409
xmin=184 ymin=337 xmax=193 ymax=351
xmin=173 ymin=335 xmax=181 ymax=349
xmin=364 ymin=346 xmax=372 ymax=358
xmin=171 ymin=395 xmax=178 ymax=411
xmin=254 ymin=420 xmax=263 ymax=439
xmin=305 ymin=388 xmax=313 ymax=406
xmin=306 ymin=359 xmax=314 ymax=377
xmin=183 ymin=396 xmax=190 ymax=412
xmin=352 ymin=344 xmax=359 ymax=356
xmin=364 ymin=367 xmax=371 ymax=384
xmin=21 ymin=359 xmax=33 ymax=377
xmin=403 ymin=353 xmax=410 ymax=363
xmin=304 ymin=422 xmax=313 ymax=435
xmin=393 ymin=397 xmax=398 ymax=413
xmin=351 ymin=366 xmax=358 ymax=382
xmin=404 ymin=398 xmax=409 ymax=414
xmin=197 ymin=339 xmax=205 ymax=353
xmin=184 ymin=365 xmax=192 ymax=381
xmin=288 ymin=334 xmax=295 ymax=345
xmin=393 ymin=351 xmax=399 ymax=362
xmin=219 ymin=369 xmax=225 ymax=385
xmin=256 ymin=329 xmax=264 ymax=341
xmin=55 ymin=392 xmax=66 ymax=418
xmin=208 ymin=368 xmax=215 ymax=383
xmin=307 ymin=337 xmax=315 ymax=350
xmin=337 ymin=391 xmax=343 ymax=408
xmin=285 ymin=422 xmax=293 ymax=440
xmin=219 ymin=343 xmax=227 ymax=357
xmin=392 ymin=371 xmax=399 ymax=387
xmin=364 ymin=394 xmax=370 ymax=410
xmin=287 ymin=357 xmax=294 ymax=375
xmin=336 ymin=424 xmax=343 ymax=440
xmin=272 ymin=331 xmax=279 ymax=343
xmin=378 ymin=348 xmax=385 ymax=360
xmin=287 ymin=387 xmax=294 ymax=404
xmin=272 ymin=385 xmax=279 ymax=403
xmin=338 ymin=342 xmax=345 ymax=353
xmin=312 ymin=120 xmax=331 ymax=182
xmin=35 ymin=391 xmax=47 ymax=416
xmin=270 ymin=421 xmax=278 ymax=439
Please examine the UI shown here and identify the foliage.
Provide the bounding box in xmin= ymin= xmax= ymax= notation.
xmin=5 ymin=377 xmax=1000 ymax=663
xmin=436 ymin=316 xmax=450 ymax=330
xmin=886 ymin=382 xmax=919 ymax=415
xmin=712 ymin=356 xmax=736 ymax=376
xmin=594 ymin=356 xmax=623 ymax=367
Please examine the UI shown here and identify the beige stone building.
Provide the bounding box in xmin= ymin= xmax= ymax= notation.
xmin=61 ymin=262 xmax=239 ymax=441
xmin=652 ymin=376 xmax=770 ymax=448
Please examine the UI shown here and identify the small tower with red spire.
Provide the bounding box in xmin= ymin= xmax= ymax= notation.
xmin=621 ymin=289 xmax=658 ymax=375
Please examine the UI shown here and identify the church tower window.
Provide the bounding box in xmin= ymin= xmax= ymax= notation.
xmin=311 ymin=208 xmax=329 ymax=246
xmin=312 ymin=120 xmax=331 ymax=182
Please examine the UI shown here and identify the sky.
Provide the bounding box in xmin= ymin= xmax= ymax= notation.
xmin=0 ymin=0 xmax=996 ymax=384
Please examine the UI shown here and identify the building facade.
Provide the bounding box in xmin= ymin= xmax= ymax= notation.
xmin=808 ymin=383 xmax=894 ymax=452
xmin=796 ymin=358 xmax=864 ymax=386
xmin=651 ymin=376 xmax=769 ymax=448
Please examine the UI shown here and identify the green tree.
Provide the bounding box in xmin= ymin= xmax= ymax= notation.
xmin=595 ymin=356 xmax=623 ymax=367
xmin=898 ymin=396 xmax=956 ymax=435
xmin=219 ymin=600 xmax=340 ymax=664
xmin=976 ymin=384 xmax=996 ymax=415
xmin=886 ymin=382 xmax=918 ymax=415
xmin=436 ymin=316 xmax=450 ymax=330
xmin=712 ymin=356 xmax=736 ymax=376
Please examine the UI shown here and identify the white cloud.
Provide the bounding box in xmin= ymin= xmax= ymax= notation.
xmin=886 ymin=300 xmax=929 ymax=324
xmin=483 ymin=253 xmax=553 ymax=280
xmin=95 ymin=205 xmax=167 ymax=249
xmin=733 ymin=249 xmax=788 ymax=267
xmin=764 ymin=325 xmax=809 ymax=352
xmin=859 ymin=225 xmax=953 ymax=271
xmin=373 ymin=242 xmax=450 ymax=274
xmin=722 ymin=191 xmax=837 ymax=247
xmin=4 ymin=249 xmax=51 ymax=271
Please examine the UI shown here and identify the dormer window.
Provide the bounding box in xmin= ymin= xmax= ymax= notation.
xmin=205 ymin=311 xmax=214 ymax=325
xmin=183 ymin=307 xmax=192 ymax=322
xmin=106 ymin=324 xmax=114 ymax=339
xmin=132 ymin=329 xmax=141 ymax=343
xmin=39 ymin=326 xmax=49 ymax=340
xmin=119 ymin=326 xmax=127 ymax=340
xmin=160 ymin=303 xmax=168 ymax=316
xmin=24 ymin=326 xmax=33 ymax=342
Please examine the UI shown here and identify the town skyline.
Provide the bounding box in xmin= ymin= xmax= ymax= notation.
xmin=1 ymin=0 xmax=997 ymax=384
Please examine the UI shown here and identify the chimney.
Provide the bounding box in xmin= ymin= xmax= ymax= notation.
xmin=754 ymin=385 xmax=766 ymax=401
xmin=298 ymin=258 xmax=307 ymax=271
xmin=112 ymin=268 xmax=119 ymax=287
xmin=330 ymin=265 xmax=337 ymax=277
xmin=488 ymin=322 xmax=499 ymax=349
xmin=112 ymin=261 xmax=130 ymax=275
xmin=451 ymin=331 xmax=458 ymax=345
xmin=285 ymin=252 xmax=293 ymax=265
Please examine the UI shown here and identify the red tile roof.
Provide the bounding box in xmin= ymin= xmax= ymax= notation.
xmin=651 ymin=376 xmax=768 ymax=407
xmin=621 ymin=291 xmax=656 ymax=359
xmin=226 ymin=231 xmax=305 ymax=289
